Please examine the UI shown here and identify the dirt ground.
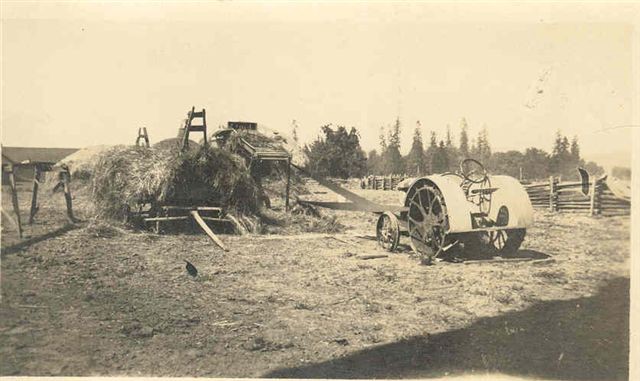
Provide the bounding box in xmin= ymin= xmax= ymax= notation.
xmin=0 ymin=179 xmax=630 ymax=379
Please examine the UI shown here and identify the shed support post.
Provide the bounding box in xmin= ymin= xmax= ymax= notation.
xmin=29 ymin=166 xmax=42 ymax=224
xmin=6 ymin=165 xmax=23 ymax=238
xmin=285 ymin=158 xmax=291 ymax=212
xmin=61 ymin=167 xmax=77 ymax=223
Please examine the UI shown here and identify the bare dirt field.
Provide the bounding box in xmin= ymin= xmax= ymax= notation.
xmin=1 ymin=180 xmax=630 ymax=379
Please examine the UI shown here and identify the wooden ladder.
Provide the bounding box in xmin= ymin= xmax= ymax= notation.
xmin=181 ymin=106 xmax=207 ymax=151
xmin=135 ymin=127 xmax=150 ymax=147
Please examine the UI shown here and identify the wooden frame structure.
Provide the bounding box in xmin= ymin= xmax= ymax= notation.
xmin=125 ymin=204 xmax=238 ymax=251
xmin=135 ymin=127 xmax=150 ymax=147
xmin=212 ymin=123 xmax=293 ymax=211
xmin=2 ymin=162 xmax=77 ymax=238
xmin=181 ymin=106 xmax=208 ymax=151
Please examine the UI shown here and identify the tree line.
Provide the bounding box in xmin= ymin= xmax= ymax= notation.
xmin=303 ymin=118 xmax=610 ymax=181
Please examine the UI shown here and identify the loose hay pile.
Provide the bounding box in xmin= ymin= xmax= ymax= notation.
xmin=91 ymin=145 xmax=259 ymax=220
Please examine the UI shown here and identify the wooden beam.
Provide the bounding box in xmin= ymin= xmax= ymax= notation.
xmin=144 ymin=216 xmax=190 ymax=222
xmin=190 ymin=210 xmax=228 ymax=251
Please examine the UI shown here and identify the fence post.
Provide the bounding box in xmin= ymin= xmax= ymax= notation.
xmin=549 ymin=176 xmax=556 ymax=212
xmin=589 ymin=178 xmax=596 ymax=216
xmin=594 ymin=177 xmax=603 ymax=216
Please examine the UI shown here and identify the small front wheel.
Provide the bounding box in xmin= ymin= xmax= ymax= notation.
xmin=376 ymin=211 xmax=400 ymax=252
xmin=488 ymin=228 xmax=526 ymax=257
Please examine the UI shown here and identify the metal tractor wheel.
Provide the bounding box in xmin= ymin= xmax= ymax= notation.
xmin=487 ymin=228 xmax=526 ymax=256
xmin=376 ymin=211 xmax=400 ymax=252
xmin=406 ymin=182 xmax=451 ymax=265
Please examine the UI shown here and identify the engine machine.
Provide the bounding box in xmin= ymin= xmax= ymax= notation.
xmin=375 ymin=159 xmax=533 ymax=264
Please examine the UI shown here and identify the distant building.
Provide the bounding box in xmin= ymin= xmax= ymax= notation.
xmin=1 ymin=146 xmax=78 ymax=184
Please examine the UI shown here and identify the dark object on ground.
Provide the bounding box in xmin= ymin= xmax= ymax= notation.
xmin=357 ymin=254 xmax=388 ymax=260
xmin=184 ymin=260 xmax=198 ymax=277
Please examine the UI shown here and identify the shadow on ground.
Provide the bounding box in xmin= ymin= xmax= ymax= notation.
xmin=265 ymin=277 xmax=629 ymax=380
xmin=1 ymin=223 xmax=82 ymax=255
xmin=511 ymin=249 xmax=549 ymax=260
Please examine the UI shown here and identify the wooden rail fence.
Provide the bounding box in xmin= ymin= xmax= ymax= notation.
xmin=361 ymin=174 xmax=630 ymax=216
xmin=523 ymin=176 xmax=630 ymax=216
xmin=361 ymin=175 xmax=406 ymax=191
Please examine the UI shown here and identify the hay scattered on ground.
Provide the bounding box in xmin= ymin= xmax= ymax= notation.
xmin=81 ymin=219 xmax=128 ymax=238
xmin=259 ymin=205 xmax=344 ymax=235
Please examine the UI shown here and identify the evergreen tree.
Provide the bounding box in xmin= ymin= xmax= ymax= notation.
xmin=382 ymin=117 xmax=404 ymax=174
xmin=379 ymin=126 xmax=387 ymax=151
xmin=570 ymin=136 xmax=580 ymax=161
xmin=367 ymin=149 xmax=382 ymax=174
xmin=470 ymin=126 xmax=491 ymax=164
xmin=444 ymin=123 xmax=460 ymax=171
xmin=291 ymin=119 xmax=299 ymax=143
xmin=431 ymin=140 xmax=449 ymax=173
xmin=522 ymin=147 xmax=550 ymax=181
xmin=429 ymin=131 xmax=437 ymax=148
xmin=304 ymin=124 xmax=367 ymax=178
xmin=405 ymin=122 xmax=425 ymax=175
xmin=549 ymin=130 xmax=573 ymax=178
xmin=424 ymin=131 xmax=438 ymax=174
xmin=459 ymin=118 xmax=470 ymax=157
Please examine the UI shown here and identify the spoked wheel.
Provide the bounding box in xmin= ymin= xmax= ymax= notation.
xmin=376 ymin=212 xmax=400 ymax=252
xmin=406 ymin=182 xmax=450 ymax=265
xmin=487 ymin=228 xmax=526 ymax=256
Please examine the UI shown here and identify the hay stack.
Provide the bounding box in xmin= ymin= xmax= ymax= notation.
xmin=91 ymin=145 xmax=259 ymax=219
xmin=57 ymin=145 xmax=113 ymax=180
xmin=43 ymin=145 xmax=115 ymax=191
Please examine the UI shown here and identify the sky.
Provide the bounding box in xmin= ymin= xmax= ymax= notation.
xmin=1 ymin=2 xmax=637 ymax=169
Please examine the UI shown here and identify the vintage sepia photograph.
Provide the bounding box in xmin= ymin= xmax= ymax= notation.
xmin=1 ymin=2 xmax=637 ymax=380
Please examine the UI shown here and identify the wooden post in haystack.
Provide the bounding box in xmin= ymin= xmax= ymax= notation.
xmin=5 ymin=164 xmax=23 ymax=238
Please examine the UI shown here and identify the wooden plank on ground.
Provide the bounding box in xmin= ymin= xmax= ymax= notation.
xmin=190 ymin=210 xmax=228 ymax=251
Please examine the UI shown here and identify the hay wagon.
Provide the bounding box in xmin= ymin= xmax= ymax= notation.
xmin=123 ymin=117 xmax=293 ymax=240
